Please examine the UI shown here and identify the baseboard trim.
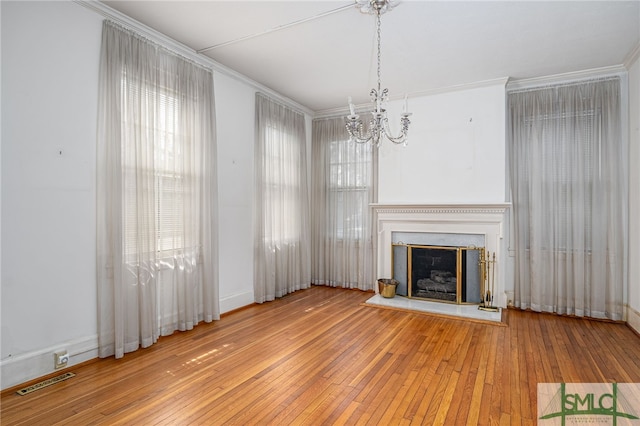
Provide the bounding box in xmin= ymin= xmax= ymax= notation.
xmin=220 ymin=290 xmax=254 ymax=314
xmin=626 ymin=304 xmax=640 ymax=336
xmin=0 ymin=335 xmax=98 ymax=391
xmin=0 ymin=290 xmax=255 ymax=391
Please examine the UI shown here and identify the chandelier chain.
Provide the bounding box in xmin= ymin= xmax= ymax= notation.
xmin=376 ymin=10 xmax=382 ymax=94
xmin=345 ymin=0 xmax=412 ymax=147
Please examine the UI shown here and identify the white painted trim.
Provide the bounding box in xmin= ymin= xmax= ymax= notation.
xmin=314 ymin=77 xmax=510 ymax=119
xmin=372 ymin=203 xmax=511 ymax=307
xmin=624 ymin=42 xmax=640 ymax=69
xmin=0 ymin=288 xmax=252 ymax=392
xmin=371 ymin=203 xmax=511 ymax=214
xmin=0 ymin=335 xmax=98 ymax=391
xmin=409 ymin=77 xmax=510 ymax=99
xmin=627 ymin=304 xmax=640 ymax=335
xmin=506 ymin=65 xmax=627 ymax=92
xmin=73 ymin=0 xmax=314 ymax=116
xmin=220 ymin=290 xmax=255 ymax=314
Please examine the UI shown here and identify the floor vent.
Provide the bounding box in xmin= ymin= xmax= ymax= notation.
xmin=16 ymin=372 xmax=75 ymax=396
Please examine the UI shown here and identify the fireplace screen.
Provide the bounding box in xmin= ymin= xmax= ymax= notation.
xmin=392 ymin=244 xmax=483 ymax=304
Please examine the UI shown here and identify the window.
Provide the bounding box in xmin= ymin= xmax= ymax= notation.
xmin=97 ymin=20 xmax=218 ymax=358
xmin=254 ymin=93 xmax=311 ymax=302
xmin=310 ymin=116 xmax=377 ymax=290
xmin=328 ymin=139 xmax=372 ymax=240
xmin=522 ymin=109 xmax=600 ymax=251
xmin=507 ymin=77 xmax=626 ymax=319
xmin=120 ymin=73 xmax=193 ymax=258
xmin=261 ymin=124 xmax=304 ymax=243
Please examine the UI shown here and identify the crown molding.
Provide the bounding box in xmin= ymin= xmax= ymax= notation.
xmin=313 ymin=106 xmax=353 ymax=120
xmin=313 ymin=77 xmax=509 ymax=119
xmin=624 ymin=42 xmax=640 ymax=69
xmin=506 ymin=65 xmax=627 ymax=92
xmin=72 ymin=0 xmax=314 ymax=117
xmin=409 ymin=77 xmax=510 ymax=99
xmin=74 ymin=0 xmax=211 ymax=69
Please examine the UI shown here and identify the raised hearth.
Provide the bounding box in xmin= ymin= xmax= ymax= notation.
xmin=365 ymin=294 xmax=502 ymax=323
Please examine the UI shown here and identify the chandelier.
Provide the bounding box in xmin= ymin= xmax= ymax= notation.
xmin=346 ymin=0 xmax=411 ymax=147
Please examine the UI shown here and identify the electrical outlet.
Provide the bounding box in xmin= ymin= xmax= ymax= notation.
xmin=54 ymin=351 xmax=69 ymax=369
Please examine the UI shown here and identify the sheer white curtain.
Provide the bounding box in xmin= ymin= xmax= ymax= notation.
xmin=254 ymin=93 xmax=311 ymax=303
xmin=97 ymin=21 xmax=219 ymax=358
xmin=311 ymin=117 xmax=377 ymax=290
xmin=508 ymin=78 xmax=627 ymax=320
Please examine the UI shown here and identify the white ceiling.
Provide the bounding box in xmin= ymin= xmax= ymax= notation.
xmin=101 ymin=1 xmax=640 ymax=113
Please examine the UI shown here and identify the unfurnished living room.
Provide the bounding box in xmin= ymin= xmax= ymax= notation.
xmin=1 ymin=0 xmax=640 ymax=424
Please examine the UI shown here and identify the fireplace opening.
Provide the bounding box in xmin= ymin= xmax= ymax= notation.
xmin=392 ymin=244 xmax=483 ymax=304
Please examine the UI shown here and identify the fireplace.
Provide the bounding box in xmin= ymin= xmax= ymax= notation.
xmin=373 ymin=203 xmax=509 ymax=307
xmin=392 ymin=243 xmax=483 ymax=304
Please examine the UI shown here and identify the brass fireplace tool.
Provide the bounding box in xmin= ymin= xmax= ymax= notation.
xmin=478 ymin=250 xmax=499 ymax=312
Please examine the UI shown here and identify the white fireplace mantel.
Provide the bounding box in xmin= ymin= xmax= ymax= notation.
xmin=371 ymin=203 xmax=510 ymax=307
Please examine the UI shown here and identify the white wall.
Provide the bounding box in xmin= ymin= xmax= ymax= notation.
xmin=0 ymin=0 xmax=4 ymax=376
xmin=0 ymin=0 xmax=315 ymax=390
xmin=214 ymin=72 xmax=257 ymax=313
xmin=627 ymin=51 xmax=640 ymax=334
xmin=378 ymin=83 xmax=507 ymax=204
xmin=213 ymin=74 xmax=313 ymax=313
xmin=376 ymin=83 xmax=511 ymax=301
xmin=1 ymin=0 xmax=102 ymax=390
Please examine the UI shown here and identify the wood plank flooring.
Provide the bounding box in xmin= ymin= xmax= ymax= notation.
xmin=2 ymin=286 xmax=640 ymax=425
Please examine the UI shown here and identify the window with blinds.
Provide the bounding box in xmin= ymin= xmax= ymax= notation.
xmin=121 ymin=73 xmax=190 ymax=256
xmin=262 ymin=124 xmax=303 ymax=243
xmin=328 ymin=140 xmax=372 ymax=240
xmin=527 ymin=110 xmax=598 ymax=251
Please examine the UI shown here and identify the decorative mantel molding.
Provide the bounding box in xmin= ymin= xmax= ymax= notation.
xmin=371 ymin=203 xmax=510 ymax=215
xmin=372 ymin=202 xmax=511 ymax=307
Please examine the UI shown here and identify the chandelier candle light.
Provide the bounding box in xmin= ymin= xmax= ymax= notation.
xmin=346 ymin=0 xmax=412 ymax=147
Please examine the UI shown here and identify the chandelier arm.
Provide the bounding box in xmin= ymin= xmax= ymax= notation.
xmin=346 ymin=119 xmax=374 ymax=144
xmin=381 ymin=115 xmax=411 ymax=145
xmin=383 ymin=130 xmax=408 ymax=145
xmin=351 ymin=134 xmax=375 ymax=144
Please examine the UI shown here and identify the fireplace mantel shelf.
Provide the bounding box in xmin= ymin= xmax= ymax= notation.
xmin=371 ymin=203 xmax=511 ymax=215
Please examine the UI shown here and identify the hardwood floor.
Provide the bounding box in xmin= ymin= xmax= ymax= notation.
xmin=2 ymin=286 xmax=640 ymax=425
